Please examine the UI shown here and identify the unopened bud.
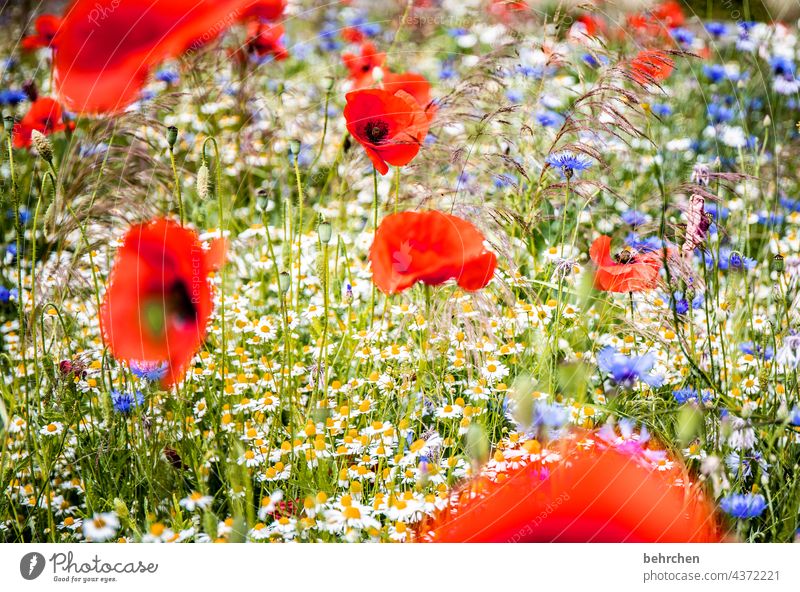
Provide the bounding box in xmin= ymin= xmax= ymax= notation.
xmin=166 ymin=125 xmax=178 ymax=148
xmin=288 ymin=139 xmax=301 ymax=157
xmin=279 ymin=271 xmax=291 ymax=294
xmin=771 ymin=254 xmax=785 ymax=273
xmin=31 ymin=129 xmax=53 ymax=163
xmin=197 ymin=164 xmax=210 ymax=200
xmin=318 ymin=219 xmax=332 ymax=244
xmin=4 ymin=115 xmax=16 ymax=134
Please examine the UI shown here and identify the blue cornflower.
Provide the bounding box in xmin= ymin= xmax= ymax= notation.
xmin=0 ymin=286 xmax=10 ymax=303
xmin=155 ymin=69 xmax=180 ymax=84
xmin=506 ymin=88 xmax=523 ymax=103
xmin=536 ymin=110 xmax=562 ymax=128
xmin=770 ymin=55 xmax=795 ymax=78
xmin=597 ymin=347 xmax=663 ymax=388
xmin=739 ymin=342 xmax=774 ymax=360
xmin=725 ymin=452 xmax=768 ymax=478
xmin=670 ymin=27 xmax=694 ymax=46
xmin=704 ymin=202 xmax=729 ymax=220
xmin=130 ymin=360 xmax=168 ymax=382
xmin=651 ymin=103 xmax=672 ymax=117
xmin=625 ymin=233 xmax=662 ymax=253
xmin=0 ymin=89 xmax=28 ymax=106
xmin=582 ymin=53 xmax=608 ymax=68
xmin=532 ymin=402 xmax=569 ymax=429
xmin=672 ymin=387 xmax=713 ymax=405
xmin=318 ymin=26 xmax=341 ymax=52
xmin=703 ymin=64 xmax=727 ymax=83
xmin=545 ymin=151 xmax=593 ymax=179
xmin=621 ymin=209 xmax=647 ymax=227
xmin=705 ymin=22 xmax=727 ymax=38
xmin=720 ymin=493 xmax=766 ymax=519
xmin=111 ymin=390 xmax=144 ymax=415
xmin=789 ymin=406 xmax=800 ymax=426
xmin=707 ymin=102 xmax=734 ymax=124
xmin=704 ymin=247 xmax=756 ymax=271
xmin=672 ymin=293 xmax=689 ymax=315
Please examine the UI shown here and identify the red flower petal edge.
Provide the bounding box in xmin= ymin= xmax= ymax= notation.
xmin=418 ymin=430 xmax=723 ymax=543
xmin=369 ymin=210 xmax=497 ymax=294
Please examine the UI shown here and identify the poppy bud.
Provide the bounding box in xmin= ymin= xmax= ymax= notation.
xmin=3 ymin=115 xmax=15 ymax=134
xmin=196 ymin=163 xmax=210 ymax=200
xmin=279 ymin=271 xmax=291 ymax=294
xmin=771 ymin=254 xmax=785 ymax=273
xmin=287 ymin=138 xmax=301 ymax=157
xmin=324 ymin=76 xmax=335 ymax=91
xmin=31 ymin=129 xmax=54 ymax=163
xmin=318 ymin=219 xmax=332 ymax=244
xmin=166 ymin=125 xmax=178 ymax=147
xmin=22 ymin=79 xmax=38 ymax=102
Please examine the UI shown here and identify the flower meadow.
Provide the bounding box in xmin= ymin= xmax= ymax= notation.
xmin=1 ymin=0 xmax=800 ymax=545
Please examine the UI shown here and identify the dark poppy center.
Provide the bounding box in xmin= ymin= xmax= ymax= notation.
xmin=142 ymin=281 xmax=197 ymax=337
xmin=363 ymin=120 xmax=389 ymax=144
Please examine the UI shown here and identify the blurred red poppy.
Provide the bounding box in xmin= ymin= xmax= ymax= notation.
xmin=369 ymin=210 xmax=496 ymax=294
xmin=100 ymin=218 xmax=224 ymax=387
xmin=652 ymin=0 xmax=685 ymax=29
xmin=342 ymin=41 xmax=385 ymax=89
xmin=13 ymin=97 xmax=66 ymax=149
xmin=242 ymin=0 xmax=286 ymax=20
xmin=629 ymin=50 xmax=674 ymax=86
xmin=420 ymin=430 xmax=723 ymax=542
xmin=488 ymin=0 xmax=529 ymax=19
xmin=51 ymin=0 xmax=285 ymax=114
xmin=574 ymin=14 xmax=606 ymax=37
xmin=381 ymin=71 xmax=435 ymax=117
xmin=344 ymin=88 xmax=430 ymax=175
xmin=247 ymin=22 xmax=288 ymax=60
xmin=21 ymin=14 xmax=62 ymax=51
xmin=627 ymin=1 xmax=684 ymax=38
xmin=590 ymin=235 xmax=663 ymax=293
xmin=341 ymin=26 xmax=365 ymax=44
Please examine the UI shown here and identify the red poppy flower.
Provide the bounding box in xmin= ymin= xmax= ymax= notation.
xmin=242 ymin=0 xmax=286 ymax=21
xmin=573 ymin=14 xmax=605 ymax=37
xmin=247 ymin=22 xmax=288 ymax=60
xmin=100 ymin=218 xmax=225 ymax=387
xmin=12 ymin=97 xmax=66 ymax=149
xmin=341 ymin=26 xmax=365 ymax=44
xmin=344 ymin=88 xmax=430 ymax=175
xmin=419 ymin=431 xmax=723 ymax=543
xmin=342 ymin=41 xmax=385 ymax=89
xmin=51 ymin=0 xmax=284 ymax=114
xmin=21 ymin=14 xmax=62 ymax=51
xmin=369 ymin=210 xmax=497 ymax=294
xmin=652 ymin=0 xmax=685 ymax=29
xmin=629 ymin=50 xmax=674 ymax=86
xmin=488 ymin=0 xmax=529 ymax=20
xmin=381 ymin=71 xmax=435 ymax=116
xmin=590 ymin=235 xmax=664 ymax=293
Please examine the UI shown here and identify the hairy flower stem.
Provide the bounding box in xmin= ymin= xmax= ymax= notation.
xmin=31 ymin=172 xmax=56 ymax=392
xmin=292 ymin=153 xmax=304 ymax=311
xmin=370 ymin=167 xmax=379 ymax=327
xmin=6 ymin=133 xmax=26 ymax=384
xmin=203 ymin=137 xmax=226 ymax=395
xmin=169 ymin=145 xmax=184 ymax=226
